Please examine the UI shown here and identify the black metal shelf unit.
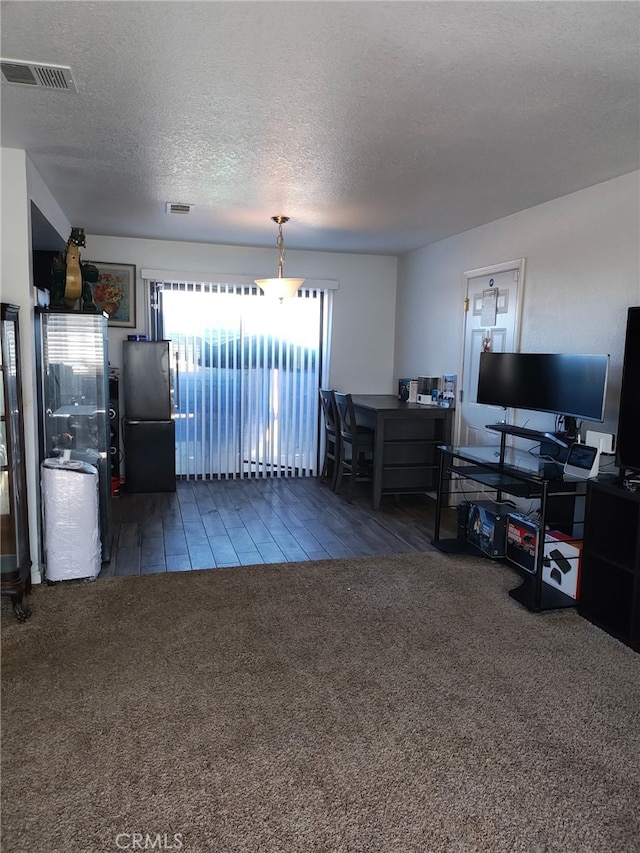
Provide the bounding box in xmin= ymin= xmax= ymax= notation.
xmin=432 ymin=438 xmax=587 ymax=613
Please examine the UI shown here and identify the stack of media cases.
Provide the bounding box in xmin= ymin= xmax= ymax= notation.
xmin=457 ymin=499 xmax=583 ymax=601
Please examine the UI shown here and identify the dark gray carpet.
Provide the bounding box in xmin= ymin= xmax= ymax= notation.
xmin=2 ymin=553 xmax=639 ymax=853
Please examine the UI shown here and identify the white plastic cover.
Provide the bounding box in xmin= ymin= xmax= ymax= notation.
xmin=41 ymin=458 xmax=102 ymax=581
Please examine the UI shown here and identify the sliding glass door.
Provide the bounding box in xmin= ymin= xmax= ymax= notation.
xmin=157 ymin=283 xmax=325 ymax=479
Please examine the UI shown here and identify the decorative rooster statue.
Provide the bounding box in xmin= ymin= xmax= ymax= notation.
xmin=50 ymin=228 xmax=99 ymax=311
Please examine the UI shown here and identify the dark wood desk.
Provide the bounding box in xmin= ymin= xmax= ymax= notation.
xmin=351 ymin=395 xmax=453 ymax=509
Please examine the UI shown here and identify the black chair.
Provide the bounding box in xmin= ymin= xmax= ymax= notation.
xmin=318 ymin=388 xmax=340 ymax=490
xmin=333 ymin=392 xmax=375 ymax=503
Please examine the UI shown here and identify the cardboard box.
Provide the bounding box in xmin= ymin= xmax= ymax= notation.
xmin=416 ymin=393 xmax=437 ymax=406
xmin=507 ymin=515 xmax=583 ymax=598
xmin=543 ymin=530 xmax=583 ymax=599
xmin=506 ymin=512 xmax=539 ymax=574
xmin=398 ymin=378 xmax=418 ymax=402
xmin=441 ymin=374 xmax=457 ymax=406
xmin=398 ymin=378 xmax=411 ymax=401
xmin=466 ymin=499 xmax=509 ymax=558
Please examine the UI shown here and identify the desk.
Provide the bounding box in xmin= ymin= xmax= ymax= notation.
xmin=351 ymin=395 xmax=453 ymax=510
xmin=433 ymin=443 xmax=587 ymax=612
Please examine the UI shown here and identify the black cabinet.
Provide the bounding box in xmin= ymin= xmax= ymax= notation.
xmin=578 ymin=479 xmax=640 ymax=651
xmin=123 ymin=419 xmax=176 ymax=492
xmin=0 ymin=304 xmax=32 ymax=620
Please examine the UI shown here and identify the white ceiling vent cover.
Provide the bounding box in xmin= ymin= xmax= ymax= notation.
xmin=0 ymin=60 xmax=77 ymax=92
xmin=165 ymin=203 xmax=193 ymax=214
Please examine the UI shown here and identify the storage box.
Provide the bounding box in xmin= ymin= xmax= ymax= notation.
xmin=542 ymin=530 xmax=583 ymax=600
xmin=441 ymin=374 xmax=457 ymax=406
xmin=506 ymin=514 xmax=583 ymax=598
xmin=416 ymin=393 xmax=437 ymax=405
xmin=506 ymin=512 xmax=539 ymax=573
xmin=398 ymin=378 xmax=419 ymax=402
xmin=466 ymin=499 xmax=509 ymax=558
xmin=398 ymin=378 xmax=412 ymax=402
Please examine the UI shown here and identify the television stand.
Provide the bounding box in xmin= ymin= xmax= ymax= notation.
xmin=486 ymin=423 xmax=570 ymax=448
xmin=432 ymin=443 xmax=587 ymax=612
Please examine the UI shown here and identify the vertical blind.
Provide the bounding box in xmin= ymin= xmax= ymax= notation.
xmin=156 ymin=281 xmax=328 ymax=480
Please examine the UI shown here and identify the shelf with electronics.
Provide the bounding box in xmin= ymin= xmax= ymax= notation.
xmin=577 ymin=306 xmax=640 ymax=651
xmin=431 ymin=325 xmax=640 ymax=653
xmin=432 ymin=431 xmax=589 ymax=613
xmin=433 ymin=349 xmax=613 ymax=614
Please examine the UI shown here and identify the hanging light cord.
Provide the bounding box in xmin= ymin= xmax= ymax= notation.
xmin=255 ymin=215 xmax=304 ymax=298
xmin=276 ymin=218 xmax=286 ymax=278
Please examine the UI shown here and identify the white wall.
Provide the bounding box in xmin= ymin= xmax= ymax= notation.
xmin=395 ymin=171 xmax=640 ymax=436
xmin=25 ymin=157 xmax=71 ymax=244
xmin=84 ymin=235 xmax=398 ymax=394
xmin=1 ymin=148 xmax=71 ymax=582
xmin=1 ymin=149 xmax=31 ymax=306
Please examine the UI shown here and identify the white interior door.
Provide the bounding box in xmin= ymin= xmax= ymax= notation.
xmin=457 ymin=260 xmax=524 ymax=447
xmin=444 ymin=261 xmax=524 ymax=506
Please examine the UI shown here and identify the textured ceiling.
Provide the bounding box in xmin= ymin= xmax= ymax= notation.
xmin=2 ymin=1 xmax=639 ymax=254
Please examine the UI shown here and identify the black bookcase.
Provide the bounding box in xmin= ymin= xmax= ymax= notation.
xmin=578 ymin=479 xmax=640 ymax=651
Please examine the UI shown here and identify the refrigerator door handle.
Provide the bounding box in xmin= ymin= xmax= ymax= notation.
xmin=174 ymin=349 xmax=180 ymax=410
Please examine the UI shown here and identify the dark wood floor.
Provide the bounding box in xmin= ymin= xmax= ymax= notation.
xmin=102 ymin=476 xmax=458 ymax=577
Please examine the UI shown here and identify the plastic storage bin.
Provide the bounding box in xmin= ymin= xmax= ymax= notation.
xmin=41 ymin=458 xmax=102 ymax=581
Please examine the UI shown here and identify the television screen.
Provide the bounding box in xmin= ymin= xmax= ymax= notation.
xmin=616 ymin=307 xmax=640 ymax=474
xmin=477 ymin=352 xmax=609 ymax=422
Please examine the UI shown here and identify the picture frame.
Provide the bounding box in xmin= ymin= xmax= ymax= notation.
xmin=89 ymin=262 xmax=137 ymax=327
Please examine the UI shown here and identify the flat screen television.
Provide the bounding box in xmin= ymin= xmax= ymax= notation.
xmin=477 ymin=352 xmax=609 ymax=436
xmin=615 ymin=307 xmax=640 ymax=476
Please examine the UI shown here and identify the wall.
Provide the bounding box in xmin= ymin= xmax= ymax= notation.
xmin=1 ymin=148 xmax=71 ymax=581
xmin=1 ymin=149 xmax=31 ymax=307
xmin=395 ymin=171 xmax=640 ymax=436
xmin=25 ymin=157 xmax=71 ymax=245
xmin=84 ymin=235 xmax=398 ymax=394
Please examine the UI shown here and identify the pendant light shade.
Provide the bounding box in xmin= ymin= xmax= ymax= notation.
xmin=255 ymin=216 xmax=305 ymax=299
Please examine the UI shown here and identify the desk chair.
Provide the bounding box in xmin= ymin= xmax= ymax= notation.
xmin=319 ymin=388 xmax=340 ymax=491
xmin=333 ymin=392 xmax=375 ymax=503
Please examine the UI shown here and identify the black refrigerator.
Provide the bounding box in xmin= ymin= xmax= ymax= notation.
xmin=123 ymin=340 xmax=176 ymax=492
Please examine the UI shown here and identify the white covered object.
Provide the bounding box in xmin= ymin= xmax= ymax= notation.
xmin=42 ymin=458 xmax=102 ymax=581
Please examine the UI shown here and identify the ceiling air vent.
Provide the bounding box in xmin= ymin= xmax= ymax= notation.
xmin=0 ymin=60 xmax=77 ymax=92
xmin=165 ymin=203 xmax=193 ymax=215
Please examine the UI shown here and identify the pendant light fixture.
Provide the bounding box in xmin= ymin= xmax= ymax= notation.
xmin=255 ymin=215 xmax=305 ymax=300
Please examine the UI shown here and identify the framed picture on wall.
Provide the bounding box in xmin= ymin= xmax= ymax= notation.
xmin=89 ymin=262 xmax=136 ymax=327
